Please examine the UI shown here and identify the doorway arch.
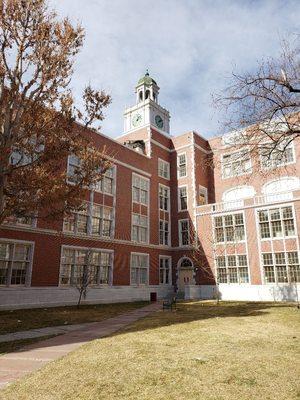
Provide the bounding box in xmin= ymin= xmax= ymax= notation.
xmin=176 ymin=257 xmax=195 ymax=293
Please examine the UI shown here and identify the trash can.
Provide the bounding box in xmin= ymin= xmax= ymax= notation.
xmin=150 ymin=292 xmax=157 ymax=302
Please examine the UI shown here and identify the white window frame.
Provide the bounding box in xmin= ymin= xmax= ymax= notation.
xmin=159 ymin=255 xmax=172 ymax=285
xmin=63 ymin=201 xmax=114 ymax=238
xmin=256 ymin=203 xmax=297 ymax=241
xmin=215 ymin=254 xmax=250 ymax=285
xmin=178 ymin=185 xmax=188 ymax=212
xmin=159 ymin=184 xmax=170 ymax=212
xmin=259 ymin=141 xmax=296 ymax=171
xmin=261 ymin=251 xmax=300 ymax=284
xmin=131 ymin=213 xmax=149 ymax=244
xmin=213 ymin=211 xmax=246 ymax=244
xmin=67 ymin=156 xmax=116 ymax=197
xmin=67 ymin=154 xmax=81 ymax=185
xmin=132 ymin=173 xmax=150 ymax=206
xmin=158 ymin=158 xmax=170 ymax=180
xmin=4 ymin=214 xmax=37 ymax=229
xmin=10 ymin=136 xmax=44 ymax=167
xmin=178 ymin=219 xmax=190 ymax=247
xmin=221 ymin=149 xmax=252 ymax=179
xmin=177 ymin=152 xmax=187 ymax=178
xmin=198 ymin=185 xmax=208 ymax=206
xmin=59 ymin=245 xmax=114 ymax=287
xmin=0 ymin=239 xmax=34 ymax=287
xmin=93 ymin=166 xmax=116 ymax=196
xmin=130 ymin=252 xmax=149 ymax=286
xmin=159 ymin=219 xmax=170 ymax=246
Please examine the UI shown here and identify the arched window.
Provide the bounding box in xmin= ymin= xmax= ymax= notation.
xmin=222 ymin=186 xmax=255 ymax=202
xmin=262 ymin=177 xmax=300 ymax=202
xmin=180 ymin=258 xmax=193 ymax=268
xmin=139 ymin=91 xmax=143 ymax=101
xmin=145 ymin=90 xmax=150 ymax=99
xmin=262 ymin=177 xmax=300 ymax=194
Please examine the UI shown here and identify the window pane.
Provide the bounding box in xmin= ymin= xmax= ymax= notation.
xmin=282 ymin=206 xmax=293 ymax=219
xmin=215 ymin=228 xmax=224 ymax=242
xmin=284 ymin=219 xmax=295 ymax=236
xmin=271 ymin=221 xmax=282 ymax=238
xmin=239 ymin=267 xmax=249 ymax=283
xmin=14 ymin=244 xmax=30 ymax=261
xmin=217 ymin=268 xmax=227 ymax=283
xmin=263 ymin=253 xmax=273 ymax=265
xmin=259 ymin=210 xmax=268 ymax=222
xmin=0 ymin=260 xmax=9 ymax=285
xmin=217 ymin=256 xmax=226 ymax=267
xmin=228 ymin=268 xmax=238 ymax=283
xmin=264 ymin=266 xmax=275 ymax=283
xmin=276 ymin=266 xmax=288 ymax=283
xmin=215 ymin=217 xmax=223 ymax=227
xmin=11 ymin=265 xmax=27 ymax=285
xmin=260 ymin=222 xmax=270 ymax=238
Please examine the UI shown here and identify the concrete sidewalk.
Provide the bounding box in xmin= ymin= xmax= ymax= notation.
xmin=0 ymin=322 xmax=102 ymax=343
xmin=0 ymin=302 xmax=161 ymax=389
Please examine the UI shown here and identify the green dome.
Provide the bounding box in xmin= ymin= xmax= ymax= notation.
xmin=137 ymin=71 xmax=157 ymax=86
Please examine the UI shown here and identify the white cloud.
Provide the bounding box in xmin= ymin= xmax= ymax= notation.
xmin=49 ymin=0 xmax=300 ymax=138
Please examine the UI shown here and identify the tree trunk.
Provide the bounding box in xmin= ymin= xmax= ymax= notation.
xmin=77 ymin=288 xmax=84 ymax=308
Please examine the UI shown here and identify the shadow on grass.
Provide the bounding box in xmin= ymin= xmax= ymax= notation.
xmin=0 ymin=301 xmax=149 ymax=335
xmin=1 ymin=301 xmax=296 ymax=356
xmin=112 ymin=300 xmax=296 ymax=336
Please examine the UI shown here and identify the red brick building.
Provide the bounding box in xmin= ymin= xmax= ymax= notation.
xmin=1 ymin=72 xmax=299 ymax=308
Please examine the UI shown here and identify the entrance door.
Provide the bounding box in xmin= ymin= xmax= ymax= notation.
xmin=178 ymin=258 xmax=194 ymax=292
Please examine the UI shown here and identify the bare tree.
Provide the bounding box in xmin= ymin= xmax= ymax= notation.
xmin=74 ymin=251 xmax=98 ymax=308
xmin=191 ymin=212 xmax=252 ymax=304
xmin=188 ymin=222 xmax=221 ymax=303
xmin=215 ymin=37 xmax=300 ymax=162
xmin=0 ymin=0 xmax=112 ymax=225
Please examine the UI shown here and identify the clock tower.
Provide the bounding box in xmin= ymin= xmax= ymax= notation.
xmin=124 ymin=71 xmax=170 ymax=134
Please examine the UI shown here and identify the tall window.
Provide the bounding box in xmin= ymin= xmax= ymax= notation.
xmin=214 ymin=213 xmax=245 ymax=243
xmin=216 ymin=254 xmax=249 ymax=284
xmin=158 ymin=159 xmax=170 ymax=179
xmin=258 ymin=206 xmax=295 ymax=239
xmin=198 ymin=185 xmax=208 ymax=206
xmin=159 ymin=220 xmax=169 ymax=246
xmin=94 ymin=167 xmax=115 ymax=195
xmin=179 ymin=219 xmax=189 ymax=246
xmin=178 ymin=186 xmax=188 ymax=211
xmin=130 ymin=253 xmax=149 ymax=285
xmin=0 ymin=242 xmax=32 ymax=286
xmin=132 ymin=213 xmax=148 ymax=243
xmin=4 ymin=214 xmax=35 ymax=227
xmin=260 ymin=142 xmax=295 ymax=170
xmin=60 ymin=247 xmax=112 ymax=286
xmin=177 ymin=153 xmax=187 ymax=178
xmin=159 ymin=256 xmax=171 ymax=284
xmin=262 ymin=252 xmax=300 ymax=283
xmin=63 ymin=202 xmax=113 ymax=238
xmin=67 ymin=156 xmax=115 ymax=195
xmin=91 ymin=205 xmax=113 ymax=237
xmin=159 ymin=185 xmax=170 ymax=211
xmin=10 ymin=135 xmax=44 ymax=170
xmin=222 ymin=150 xmax=251 ymax=179
xmin=67 ymin=155 xmax=81 ymax=184
xmin=132 ymin=174 xmax=149 ymax=205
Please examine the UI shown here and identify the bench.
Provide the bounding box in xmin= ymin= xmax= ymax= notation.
xmin=162 ymin=295 xmax=177 ymax=311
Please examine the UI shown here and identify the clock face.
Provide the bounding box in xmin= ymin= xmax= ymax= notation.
xmin=132 ymin=113 xmax=142 ymax=127
xmin=155 ymin=114 xmax=164 ymax=129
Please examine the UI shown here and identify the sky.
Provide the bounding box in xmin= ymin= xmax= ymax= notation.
xmin=49 ymin=0 xmax=300 ymax=139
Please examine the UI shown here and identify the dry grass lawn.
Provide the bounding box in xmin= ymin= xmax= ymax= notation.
xmin=0 ymin=301 xmax=148 ymax=334
xmin=1 ymin=301 xmax=299 ymax=400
